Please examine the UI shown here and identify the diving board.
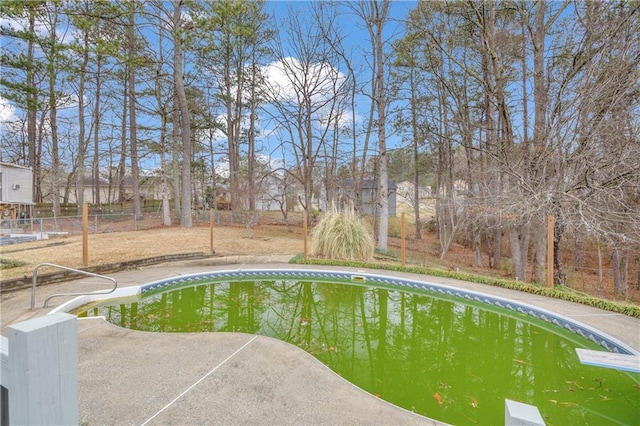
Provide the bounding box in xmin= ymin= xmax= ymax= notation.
xmin=575 ymin=348 xmax=640 ymax=373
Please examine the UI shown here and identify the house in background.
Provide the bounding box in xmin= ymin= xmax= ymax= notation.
xmin=359 ymin=179 xmax=397 ymax=216
xmin=67 ymin=174 xmax=171 ymax=205
xmin=396 ymin=180 xmax=432 ymax=204
xmin=0 ymin=162 xmax=34 ymax=221
xmin=254 ymin=174 xmax=287 ymax=212
xmin=72 ymin=174 xmax=112 ymax=204
xmin=334 ymin=179 xmax=397 ymax=216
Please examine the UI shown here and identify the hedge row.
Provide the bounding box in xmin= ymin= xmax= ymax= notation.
xmin=289 ymin=255 xmax=640 ymax=319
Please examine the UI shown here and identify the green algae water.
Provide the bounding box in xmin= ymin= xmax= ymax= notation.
xmin=76 ymin=279 xmax=640 ymax=425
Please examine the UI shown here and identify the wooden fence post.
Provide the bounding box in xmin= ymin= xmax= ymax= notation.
xmin=401 ymin=212 xmax=406 ymax=266
xmin=82 ymin=203 xmax=89 ymax=266
xmin=303 ymin=211 xmax=308 ymax=259
xmin=546 ymin=215 xmax=554 ymax=288
xmin=210 ymin=208 xmax=215 ymax=254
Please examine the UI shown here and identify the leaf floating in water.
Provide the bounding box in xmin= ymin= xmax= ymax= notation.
xmin=560 ymin=402 xmax=579 ymax=407
xmin=433 ymin=392 xmax=444 ymax=405
xmin=634 ymin=385 xmax=640 ymax=391
xmin=565 ymin=380 xmax=583 ymax=390
xmin=374 ymin=393 xmax=381 ymax=398
xmin=513 ymin=359 xmax=529 ymax=365
xmin=470 ymin=399 xmax=479 ymax=408
xmin=547 ymin=400 xmax=558 ymax=404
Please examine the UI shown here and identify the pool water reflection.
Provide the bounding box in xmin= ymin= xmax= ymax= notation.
xmin=75 ymin=278 xmax=640 ymax=425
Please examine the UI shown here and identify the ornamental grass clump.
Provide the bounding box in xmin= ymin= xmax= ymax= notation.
xmin=310 ymin=204 xmax=375 ymax=262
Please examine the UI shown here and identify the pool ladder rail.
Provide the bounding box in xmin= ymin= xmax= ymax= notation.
xmin=30 ymin=262 xmax=118 ymax=310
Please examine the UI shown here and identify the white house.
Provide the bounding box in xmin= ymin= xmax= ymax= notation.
xmin=254 ymin=174 xmax=287 ymax=211
xmin=0 ymin=162 xmax=34 ymax=220
xmin=333 ymin=179 xmax=397 ymax=216
xmin=396 ymin=180 xmax=432 ymax=203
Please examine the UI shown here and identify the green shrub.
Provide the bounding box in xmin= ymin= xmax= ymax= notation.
xmin=423 ymin=216 xmax=437 ymax=232
xmin=310 ymin=204 xmax=375 ymax=262
xmin=0 ymin=257 xmax=27 ymax=270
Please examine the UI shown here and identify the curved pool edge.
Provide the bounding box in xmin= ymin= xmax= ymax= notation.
xmin=141 ymin=267 xmax=640 ymax=355
xmin=51 ymin=266 xmax=639 ymax=356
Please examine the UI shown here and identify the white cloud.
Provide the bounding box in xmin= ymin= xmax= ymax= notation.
xmin=215 ymin=159 xmax=230 ymax=178
xmin=262 ymin=57 xmax=348 ymax=105
xmin=262 ymin=57 xmax=301 ymax=102
xmin=262 ymin=57 xmax=356 ymax=134
xmin=0 ymin=17 xmax=22 ymax=33
xmin=0 ymin=97 xmax=17 ymax=122
xmin=1 ymin=10 xmax=74 ymax=47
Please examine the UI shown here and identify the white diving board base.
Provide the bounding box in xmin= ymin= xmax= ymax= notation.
xmin=575 ymin=348 xmax=640 ymax=373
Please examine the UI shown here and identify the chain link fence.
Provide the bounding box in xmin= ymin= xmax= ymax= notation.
xmin=1 ymin=207 xmax=299 ymax=238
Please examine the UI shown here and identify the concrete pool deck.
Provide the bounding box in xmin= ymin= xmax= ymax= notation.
xmin=2 ymin=256 xmax=639 ymax=425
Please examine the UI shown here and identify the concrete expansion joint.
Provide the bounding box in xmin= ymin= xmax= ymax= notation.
xmin=140 ymin=335 xmax=259 ymax=426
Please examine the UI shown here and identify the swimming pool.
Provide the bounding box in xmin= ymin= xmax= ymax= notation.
xmin=59 ymin=269 xmax=640 ymax=425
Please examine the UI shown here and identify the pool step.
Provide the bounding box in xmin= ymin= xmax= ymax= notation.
xmin=575 ymin=348 xmax=640 ymax=373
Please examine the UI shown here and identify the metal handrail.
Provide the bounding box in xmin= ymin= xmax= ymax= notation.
xmin=31 ymin=262 xmax=118 ymax=309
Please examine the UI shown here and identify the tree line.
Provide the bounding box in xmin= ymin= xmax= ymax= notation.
xmin=1 ymin=0 xmax=638 ymax=294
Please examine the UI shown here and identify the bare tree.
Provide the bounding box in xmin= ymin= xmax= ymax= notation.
xmin=264 ymin=3 xmax=350 ymax=225
xmin=171 ymin=0 xmax=193 ymax=227
xmin=349 ymin=0 xmax=392 ymax=250
xmin=147 ymin=0 xmax=173 ymax=226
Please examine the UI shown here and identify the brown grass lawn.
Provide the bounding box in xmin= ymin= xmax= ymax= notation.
xmin=2 ymin=216 xmax=638 ymax=304
xmin=0 ymin=224 xmax=305 ymax=281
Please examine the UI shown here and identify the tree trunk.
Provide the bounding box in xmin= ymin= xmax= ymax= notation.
xmin=48 ymin=8 xmax=60 ymax=217
xmin=409 ymin=67 xmax=422 ymax=240
xmin=173 ymin=0 xmax=192 ymax=227
xmin=118 ymin=73 xmax=127 ymax=203
xmin=531 ymin=1 xmax=549 ymax=284
xmin=553 ymin=208 xmax=566 ymax=286
xmin=171 ymin=88 xmax=181 ymax=218
xmin=128 ymin=4 xmax=142 ymax=220
xmin=508 ymin=227 xmax=523 ymax=280
xmin=532 ymin=214 xmax=547 ymax=283
xmin=248 ymin=62 xmax=257 ymax=212
xmin=93 ymin=56 xmax=102 ymax=204
xmin=27 ymin=7 xmax=38 ymax=202
xmin=374 ymin=0 xmax=390 ymax=251
xmin=155 ymin=13 xmax=171 ymax=227
xmin=76 ymin=27 xmax=89 ymax=209
xmin=612 ymin=244 xmax=628 ymax=297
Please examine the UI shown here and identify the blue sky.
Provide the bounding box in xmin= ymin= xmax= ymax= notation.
xmin=256 ymin=1 xmax=417 ymax=165
xmin=0 ymin=1 xmax=419 ymax=173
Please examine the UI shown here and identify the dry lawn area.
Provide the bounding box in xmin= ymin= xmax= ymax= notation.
xmin=2 ymin=218 xmax=638 ymax=304
xmin=1 ymin=224 xmax=304 ymax=281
